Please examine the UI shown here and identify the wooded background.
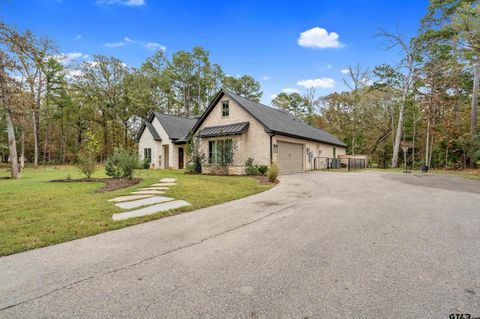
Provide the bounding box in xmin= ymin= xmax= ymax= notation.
xmin=1 ymin=0 xmax=479 ymax=178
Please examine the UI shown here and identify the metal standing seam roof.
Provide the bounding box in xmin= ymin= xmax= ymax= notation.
xmin=198 ymin=122 xmax=250 ymax=138
xmin=224 ymin=91 xmax=347 ymax=147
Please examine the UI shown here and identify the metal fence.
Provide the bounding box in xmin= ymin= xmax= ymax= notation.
xmin=314 ymin=157 xmax=366 ymax=171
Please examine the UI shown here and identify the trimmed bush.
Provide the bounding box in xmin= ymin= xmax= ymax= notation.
xmin=140 ymin=158 xmax=151 ymax=169
xmin=268 ymin=163 xmax=279 ymax=182
xmin=257 ymin=165 xmax=268 ymax=175
xmin=245 ymin=158 xmax=259 ymax=175
xmin=105 ymin=149 xmax=139 ymax=180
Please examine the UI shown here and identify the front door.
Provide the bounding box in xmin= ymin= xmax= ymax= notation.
xmin=163 ymin=145 xmax=169 ymax=169
xmin=178 ymin=147 xmax=184 ymax=169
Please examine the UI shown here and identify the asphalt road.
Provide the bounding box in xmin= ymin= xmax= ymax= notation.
xmin=1 ymin=171 xmax=479 ymax=318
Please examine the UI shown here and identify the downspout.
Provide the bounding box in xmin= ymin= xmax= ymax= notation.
xmin=269 ymin=133 xmax=275 ymax=165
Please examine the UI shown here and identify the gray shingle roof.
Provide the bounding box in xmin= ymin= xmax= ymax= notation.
xmin=145 ymin=121 xmax=161 ymax=141
xmin=198 ymin=122 xmax=250 ymax=138
xmin=154 ymin=112 xmax=197 ymax=141
xmin=224 ymin=91 xmax=346 ymax=147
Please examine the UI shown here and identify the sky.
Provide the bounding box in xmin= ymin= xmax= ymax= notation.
xmin=1 ymin=0 xmax=429 ymax=105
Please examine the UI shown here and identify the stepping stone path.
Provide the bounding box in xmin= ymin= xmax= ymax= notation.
xmin=115 ymin=196 xmax=174 ymax=209
xmin=108 ymin=194 xmax=153 ymax=203
xmin=137 ymin=187 xmax=170 ymax=191
xmin=109 ymin=177 xmax=191 ymax=220
xmin=131 ymin=190 xmax=165 ymax=195
xmin=151 ymin=183 xmax=177 ymax=187
xmin=112 ymin=200 xmax=191 ymax=221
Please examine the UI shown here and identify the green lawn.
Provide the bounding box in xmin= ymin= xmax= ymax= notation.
xmin=0 ymin=166 xmax=273 ymax=256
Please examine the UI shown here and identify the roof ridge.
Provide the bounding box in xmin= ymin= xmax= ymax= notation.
xmin=154 ymin=111 xmax=198 ymax=121
xmin=225 ymin=90 xmax=293 ymax=115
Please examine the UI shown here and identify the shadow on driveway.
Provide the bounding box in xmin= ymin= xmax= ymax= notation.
xmin=383 ymin=173 xmax=480 ymax=194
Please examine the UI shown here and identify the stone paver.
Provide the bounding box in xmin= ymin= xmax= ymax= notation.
xmin=151 ymin=183 xmax=176 ymax=187
xmin=115 ymin=196 xmax=174 ymax=209
xmin=131 ymin=190 xmax=165 ymax=195
xmin=107 ymin=195 xmax=153 ymax=203
xmin=112 ymin=200 xmax=191 ymax=221
xmin=137 ymin=187 xmax=169 ymax=191
xmin=159 ymin=178 xmax=177 ymax=183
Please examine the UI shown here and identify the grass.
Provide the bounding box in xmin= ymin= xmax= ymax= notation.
xmin=0 ymin=165 xmax=273 ymax=256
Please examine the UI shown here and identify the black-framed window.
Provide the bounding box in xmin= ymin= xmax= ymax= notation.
xmin=208 ymin=141 xmax=216 ymax=163
xmin=208 ymin=139 xmax=233 ymax=163
xmin=144 ymin=148 xmax=152 ymax=162
xmin=222 ymin=100 xmax=229 ymax=117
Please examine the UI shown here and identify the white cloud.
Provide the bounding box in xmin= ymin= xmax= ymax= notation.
xmin=146 ymin=42 xmax=166 ymax=51
xmin=297 ymin=78 xmax=335 ymax=89
xmin=65 ymin=69 xmax=83 ymax=80
xmin=341 ymin=68 xmax=350 ymax=74
xmin=105 ymin=37 xmax=165 ymax=51
xmin=105 ymin=41 xmax=125 ymax=48
xmin=124 ymin=37 xmax=135 ymax=44
xmin=282 ymin=88 xmax=300 ymax=94
xmin=262 ymin=75 xmax=271 ymax=81
xmin=96 ymin=0 xmax=145 ymax=6
xmin=270 ymin=94 xmax=278 ymax=100
xmin=298 ymin=27 xmax=343 ymax=49
xmin=74 ymin=34 xmax=82 ymax=40
xmin=53 ymin=52 xmax=89 ymax=65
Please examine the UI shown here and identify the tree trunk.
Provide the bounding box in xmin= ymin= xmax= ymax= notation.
xmin=445 ymin=144 xmax=449 ymax=169
xmin=43 ymin=121 xmax=49 ymax=166
xmin=20 ymin=129 xmax=25 ymax=171
xmin=5 ymin=108 xmax=20 ymax=178
xmin=425 ymin=117 xmax=431 ymax=167
xmin=471 ymin=64 xmax=479 ymax=135
xmin=392 ymin=93 xmax=407 ymax=167
xmin=123 ymin=120 xmax=128 ymax=148
xmin=32 ymin=109 xmax=39 ymax=168
xmin=412 ymin=111 xmax=416 ymax=169
xmin=428 ymin=135 xmax=434 ymax=168
xmin=33 ymin=76 xmax=43 ymax=168
xmin=102 ymin=117 xmax=109 ymax=160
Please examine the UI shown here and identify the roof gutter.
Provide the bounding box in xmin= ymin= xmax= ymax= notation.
xmin=270 ymin=130 xmax=346 ymax=148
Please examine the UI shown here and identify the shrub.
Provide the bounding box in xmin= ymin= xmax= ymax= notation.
xmin=105 ymin=148 xmax=139 ymax=180
xmin=186 ymin=136 xmax=205 ymax=174
xmin=245 ymin=158 xmax=259 ymax=175
xmin=77 ymin=132 xmax=99 ymax=178
xmin=140 ymin=158 xmax=151 ymax=169
xmin=257 ymin=165 xmax=268 ymax=175
xmin=267 ymin=163 xmax=279 ymax=182
xmin=77 ymin=154 xmax=96 ymax=178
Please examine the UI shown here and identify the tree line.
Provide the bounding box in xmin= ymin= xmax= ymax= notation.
xmin=0 ymin=21 xmax=262 ymax=178
xmin=272 ymin=0 xmax=479 ymax=169
xmin=1 ymin=0 xmax=479 ymax=178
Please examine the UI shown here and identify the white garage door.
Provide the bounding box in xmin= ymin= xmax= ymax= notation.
xmin=277 ymin=141 xmax=303 ymax=173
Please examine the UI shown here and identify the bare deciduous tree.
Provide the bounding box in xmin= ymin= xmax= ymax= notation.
xmin=376 ymin=28 xmax=423 ymax=168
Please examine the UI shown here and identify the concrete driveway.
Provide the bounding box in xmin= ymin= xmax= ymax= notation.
xmin=1 ymin=171 xmax=479 ymax=318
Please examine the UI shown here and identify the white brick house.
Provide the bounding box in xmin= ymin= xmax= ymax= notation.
xmin=136 ymin=113 xmax=197 ymax=169
xmin=190 ymin=90 xmax=347 ymax=174
xmin=137 ymin=90 xmax=346 ymax=174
